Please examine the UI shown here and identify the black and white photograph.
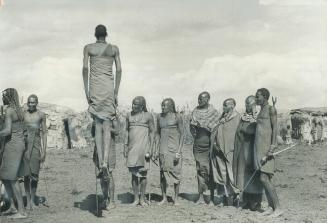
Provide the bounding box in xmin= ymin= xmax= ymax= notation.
xmin=0 ymin=0 xmax=326 ymax=222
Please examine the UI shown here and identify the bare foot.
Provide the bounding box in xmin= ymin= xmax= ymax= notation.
xmin=195 ymin=196 xmax=206 ymax=205
xmin=1 ymin=207 xmax=17 ymax=215
xmin=99 ymin=200 xmax=108 ymax=211
xmin=7 ymin=213 xmax=27 ymax=219
xmin=29 ymin=205 xmax=34 ymax=211
xmin=269 ymin=209 xmax=284 ymax=218
xmin=261 ymin=208 xmax=274 ymax=216
xmin=173 ymin=199 xmax=180 ymax=206
xmin=27 ymin=202 xmax=35 ymax=211
xmin=130 ymin=200 xmax=139 ymax=206
xmin=107 ymin=202 xmax=116 ymax=210
xmin=158 ymin=199 xmax=167 ymax=206
xmin=139 ymin=199 xmax=149 ymax=206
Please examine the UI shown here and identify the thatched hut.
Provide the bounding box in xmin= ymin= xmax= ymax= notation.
xmin=290 ymin=108 xmax=327 ymax=143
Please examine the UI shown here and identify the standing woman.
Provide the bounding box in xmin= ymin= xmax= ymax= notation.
xmin=125 ymin=96 xmax=155 ymax=206
xmin=0 ymin=88 xmax=27 ymax=218
xmin=156 ymin=98 xmax=184 ymax=205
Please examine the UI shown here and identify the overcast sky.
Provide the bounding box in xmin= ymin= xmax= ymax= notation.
xmin=0 ymin=0 xmax=326 ymax=112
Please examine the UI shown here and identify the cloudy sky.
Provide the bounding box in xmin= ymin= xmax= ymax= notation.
xmin=0 ymin=0 xmax=326 ymax=112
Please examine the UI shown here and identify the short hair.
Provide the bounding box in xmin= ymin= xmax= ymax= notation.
xmin=161 ymin=98 xmax=177 ymax=113
xmin=95 ymin=24 xmax=107 ymax=39
xmin=245 ymin=95 xmax=256 ymax=104
xmin=257 ymin=88 xmax=270 ymax=100
xmin=199 ymin=91 xmax=210 ymax=99
xmin=28 ymin=94 xmax=38 ymax=104
xmin=224 ymin=98 xmax=236 ymax=107
xmin=132 ymin=96 xmax=148 ymax=112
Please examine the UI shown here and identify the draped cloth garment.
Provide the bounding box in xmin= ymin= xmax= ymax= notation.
xmin=233 ymin=113 xmax=262 ymax=194
xmin=0 ymin=121 xmax=26 ymax=180
xmin=88 ymin=44 xmax=116 ymax=121
xmin=158 ymin=114 xmax=181 ymax=185
xmin=127 ymin=112 xmax=151 ymax=177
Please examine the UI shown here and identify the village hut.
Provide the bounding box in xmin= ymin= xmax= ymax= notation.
xmin=290 ymin=108 xmax=327 ymax=143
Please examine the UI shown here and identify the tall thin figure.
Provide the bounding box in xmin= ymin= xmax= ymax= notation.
xmin=82 ymin=25 xmax=122 ymax=208
xmin=155 ymin=98 xmax=184 ymax=205
xmin=23 ymin=94 xmax=47 ymax=210
xmin=254 ymin=88 xmax=283 ymax=217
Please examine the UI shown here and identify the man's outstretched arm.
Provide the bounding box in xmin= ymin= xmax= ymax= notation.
xmin=82 ymin=45 xmax=90 ymax=102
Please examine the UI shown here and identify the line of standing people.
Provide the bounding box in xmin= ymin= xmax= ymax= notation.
xmin=83 ymin=24 xmax=283 ymax=217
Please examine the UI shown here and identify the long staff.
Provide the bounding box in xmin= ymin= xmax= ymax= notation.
xmin=238 ymin=143 xmax=298 ymax=206
xmin=147 ymin=158 xmax=152 ymax=204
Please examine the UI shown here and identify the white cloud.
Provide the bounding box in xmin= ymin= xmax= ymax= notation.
xmin=0 ymin=0 xmax=326 ymax=113
xmin=167 ymin=50 xmax=327 ymax=111
xmin=0 ymin=57 xmax=87 ymax=111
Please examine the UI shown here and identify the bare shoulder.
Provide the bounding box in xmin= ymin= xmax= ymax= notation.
xmin=176 ymin=113 xmax=183 ymax=121
xmin=269 ymin=105 xmax=277 ymax=115
xmin=38 ymin=111 xmax=46 ymax=119
xmin=145 ymin=112 xmax=154 ymax=120
xmin=111 ymin=44 xmax=120 ymax=54
xmin=83 ymin=44 xmax=93 ymax=52
xmin=5 ymin=107 xmax=14 ymax=115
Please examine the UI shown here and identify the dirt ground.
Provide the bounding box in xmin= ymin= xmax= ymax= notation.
xmin=1 ymin=141 xmax=327 ymax=223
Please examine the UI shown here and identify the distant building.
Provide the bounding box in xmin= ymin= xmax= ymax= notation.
xmin=290 ymin=108 xmax=327 ymax=144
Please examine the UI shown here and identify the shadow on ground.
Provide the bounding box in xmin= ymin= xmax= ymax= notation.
xmin=73 ymin=194 xmax=104 ymax=217
xmin=117 ymin=192 xmax=176 ymax=204
xmin=179 ymin=193 xmax=199 ymax=202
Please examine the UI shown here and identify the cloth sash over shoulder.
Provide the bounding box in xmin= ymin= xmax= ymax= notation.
xmin=88 ymin=44 xmax=116 ymax=121
xmin=190 ymin=105 xmax=220 ymax=132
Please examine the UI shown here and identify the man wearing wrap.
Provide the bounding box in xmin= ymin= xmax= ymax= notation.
xmin=82 ymin=25 xmax=122 ymax=209
xmin=190 ymin=92 xmax=220 ymax=205
xmin=254 ymin=88 xmax=283 ymax=217
xmin=125 ymin=96 xmax=154 ymax=206
xmin=233 ymin=96 xmax=263 ymax=210
xmin=155 ymin=98 xmax=184 ymax=205
xmin=23 ymin=95 xmax=47 ymax=210
xmin=211 ymin=98 xmax=240 ymax=206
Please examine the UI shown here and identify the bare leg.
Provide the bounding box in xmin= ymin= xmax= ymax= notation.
xmin=207 ymin=188 xmax=215 ymax=206
xmin=23 ymin=176 xmax=32 ymax=210
xmin=196 ymin=172 xmax=206 ymax=205
xmin=102 ymin=120 xmax=112 ymax=169
xmin=139 ymin=177 xmax=148 ymax=206
xmin=159 ymin=172 xmax=167 ymax=205
xmin=94 ymin=118 xmax=104 ymax=169
xmin=100 ymin=177 xmax=109 ymax=210
xmin=8 ymin=180 xmax=26 ymax=219
xmin=30 ymin=175 xmax=38 ymax=207
xmin=2 ymin=180 xmax=17 ymax=214
xmin=173 ymin=183 xmax=180 ymax=205
xmin=108 ymin=172 xmax=116 ymax=208
xmin=260 ymin=173 xmax=283 ymax=217
xmin=131 ymin=175 xmax=139 ymax=206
